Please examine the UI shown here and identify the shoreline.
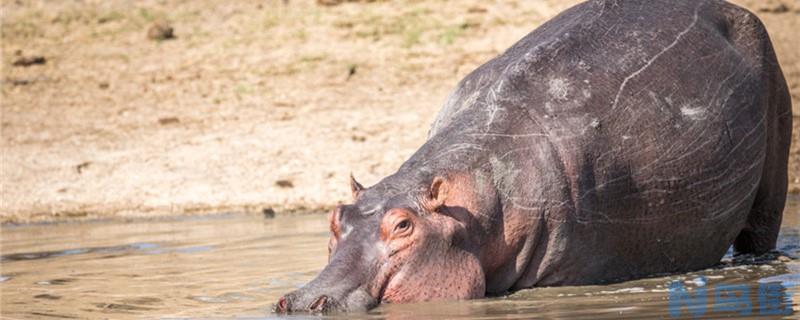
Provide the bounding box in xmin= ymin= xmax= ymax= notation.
xmin=4 ymin=193 xmax=800 ymax=226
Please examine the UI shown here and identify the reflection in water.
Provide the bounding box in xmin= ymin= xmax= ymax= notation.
xmin=1 ymin=242 xmax=160 ymax=262
xmin=1 ymin=200 xmax=798 ymax=319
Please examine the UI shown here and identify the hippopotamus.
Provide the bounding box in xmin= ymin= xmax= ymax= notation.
xmin=275 ymin=0 xmax=792 ymax=313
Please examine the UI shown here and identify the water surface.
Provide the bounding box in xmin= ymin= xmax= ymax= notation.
xmin=1 ymin=199 xmax=798 ymax=319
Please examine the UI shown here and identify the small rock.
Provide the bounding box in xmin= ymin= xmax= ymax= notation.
xmin=467 ymin=6 xmax=488 ymax=13
xmin=351 ymin=135 xmax=366 ymax=142
xmin=275 ymin=180 xmax=294 ymax=188
xmin=278 ymin=113 xmax=294 ymax=121
xmin=460 ymin=21 xmax=481 ymax=30
xmin=6 ymin=77 xmax=34 ymax=86
xmin=334 ymin=21 xmax=354 ymax=29
xmin=778 ymin=255 xmax=792 ymax=262
xmin=262 ymin=208 xmax=276 ymax=219
xmin=346 ymin=64 xmax=357 ymax=80
xmin=76 ymin=162 xmax=91 ymax=174
xmin=317 ymin=0 xmax=343 ymax=6
xmin=758 ymin=3 xmax=789 ymax=13
xmin=316 ymin=0 xmax=376 ymax=6
xmin=12 ymin=55 xmax=46 ymax=67
xmin=98 ymin=82 xmax=110 ymax=89
xmin=147 ymin=20 xmax=175 ymax=41
xmin=273 ymin=101 xmax=294 ymax=108
xmin=158 ymin=117 xmax=180 ymax=125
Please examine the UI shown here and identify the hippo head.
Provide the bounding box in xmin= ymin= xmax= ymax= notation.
xmin=274 ymin=175 xmax=486 ymax=313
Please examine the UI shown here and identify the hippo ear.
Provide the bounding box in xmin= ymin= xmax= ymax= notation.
xmin=426 ymin=176 xmax=448 ymax=211
xmin=350 ymin=173 xmax=365 ymax=200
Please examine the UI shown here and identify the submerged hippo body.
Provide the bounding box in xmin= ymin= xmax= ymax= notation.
xmin=276 ymin=0 xmax=792 ymax=313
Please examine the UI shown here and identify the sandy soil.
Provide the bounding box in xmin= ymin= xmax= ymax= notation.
xmin=1 ymin=0 xmax=798 ymax=223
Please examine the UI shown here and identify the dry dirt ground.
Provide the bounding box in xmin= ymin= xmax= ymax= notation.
xmin=1 ymin=0 xmax=798 ymax=223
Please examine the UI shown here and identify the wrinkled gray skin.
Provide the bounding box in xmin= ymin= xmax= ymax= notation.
xmin=276 ymin=0 xmax=792 ymax=313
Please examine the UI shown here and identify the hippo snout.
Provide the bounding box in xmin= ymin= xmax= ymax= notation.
xmin=274 ymin=293 xmax=338 ymax=314
xmin=274 ymin=286 xmax=377 ymax=314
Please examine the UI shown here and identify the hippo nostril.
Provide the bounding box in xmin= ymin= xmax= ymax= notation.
xmin=309 ymin=295 xmax=329 ymax=312
xmin=275 ymin=296 xmax=289 ymax=313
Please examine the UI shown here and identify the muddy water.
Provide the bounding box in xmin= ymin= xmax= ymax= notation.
xmin=1 ymin=199 xmax=798 ymax=319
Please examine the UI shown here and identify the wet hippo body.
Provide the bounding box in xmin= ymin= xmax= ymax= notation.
xmin=276 ymin=0 xmax=792 ymax=313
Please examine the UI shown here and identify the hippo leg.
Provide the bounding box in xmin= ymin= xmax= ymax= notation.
xmin=734 ymin=192 xmax=785 ymax=255
xmin=734 ymin=59 xmax=792 ymax=255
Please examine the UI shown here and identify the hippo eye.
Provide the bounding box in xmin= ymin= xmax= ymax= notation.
xmin=382 ymin=210 xmax=414 ymax=240
xmin=394 ymin=220 xmax=411 ymax=233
